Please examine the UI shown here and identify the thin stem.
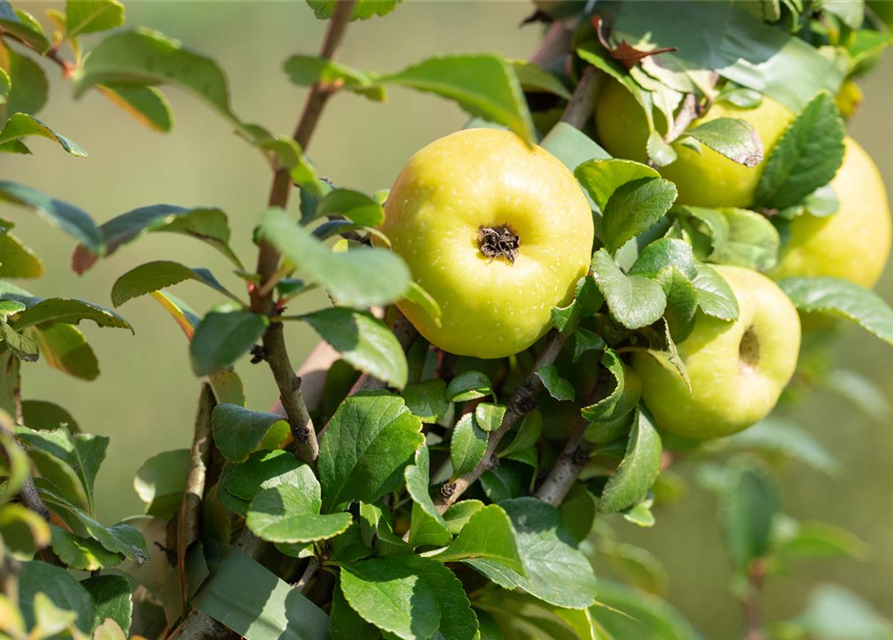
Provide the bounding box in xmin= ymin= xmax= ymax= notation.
xmin=742 ymin=559 xmax=767 ymax=640
xmin=560 ymin=65 xmax=602 ymax=130
xmin=535 ymin=416 xmax=591 ymax=506
xmin=528 ymin=22 xmax=572 ymax=69
xmin=435 ymin=331 xmax=569 ymax=513
xmin=346 ymin=312 xmax=418 ymax=395
xmin=0 ymin=31 xmax=74 ymax=75
xmin=250 ymin=0 xmax=357 ymax=467
xmin=293 ymin=557 xmax=320 ymax=592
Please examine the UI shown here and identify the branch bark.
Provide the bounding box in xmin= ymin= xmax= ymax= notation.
xmin=250 ymin=0 xmax=357 ymax=467
xmin=535 ymin=416 xmax=591 ymax=506
xmin=168 ymin=5 xmax=356 ymax=639
xmin=435 ymin=331 xmax=568 ymax=513
xmin=560 ymin=65 xmax=602 ymax=130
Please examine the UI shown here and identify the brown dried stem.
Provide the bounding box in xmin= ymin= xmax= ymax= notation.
xmin=435 ymin=331 xmax=569 ymax=513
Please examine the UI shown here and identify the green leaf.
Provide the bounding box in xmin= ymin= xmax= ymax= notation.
xmin=474 ymin=402 xmax=506 ymax=432
xmin=511 ymin=61 xmax=571 ymax=99
xmin=403 ymin=281 xmax=442 ymax=328
xmin=582 ymin=349 xmax=641 ymax=427
xmin=575 ymin=160 xmax=677 ymax=253
xmin=0 ymin=232 xmax=43 ymax=278
xmin=211 ymin=404 xmax=288 ymax=463
xmin=450 ymin=413 xmax=487 ymax=478
xmin=82 ymin=575 xmax=132 ymax=634
xmin=259 ymin=208 xmax=409 ymax=308
xmin=316 ymin=189 xmax=385 ymax=226
xmin=560 ymin=483 xmax=597 ymax=542
xmin=725 ymin=418 xmax=839 ymax=476
xmin=0 ymin=181 xmax=102 ymax=253
xmin=190 ymin=309 xmax=268 ymax=377
xmin=3 ymin=49 xmax=48 ymax=115
xmin=654 ymin=266 xmax=698 ymax=342
xmin=709 ymin=208 xmax=779 ymax=271
xmin=780 ymin=277 xmax=893 ymax=346
xmin=51 ymin=527 xmax=117 ymax=573
xmin=341 ymin=554 xmax=477 ymax=640
xmin=605 ymin=1 xmax=844 ymax=112
xmin=98 ymin=84 xmax=173 ymax=132
xmin=0 ymin=321 xmax=38 ymax=361
xmin=791 ymin=584 xmax=893 ymax=640
xmin=404 ymin=444 xmax=448 ymax=536
xmin=17 ymin=561 xmax=94 ymax=633
xmin=30 ymin=322 xmax=100 ymax=379
xmin=111 ymin=261 xmax=241 ymax=307
xmin=721 ymin=457 xmax=781 ymax=573
xmin=480 ymin=463 xmax=524 ymax=503
xmin=692 ymin=264 xmax=739 ymax=320
xmin=574 ymin=158 xmax=660 ymax=212
xmin=403 ymin=379 xmax=448 ymax=424
xmin=72 ymin=204 xmax=239 ymax=274
xmin=538 ymin=121 xmax=610 ymax=175
xmin=0 ymin=113 xmax=86 ymax=157
xmin=283 ymin=55 xmax=381 ymax=100
xmin=551 ymin=276 xmax=603 ymax=336
xmin=12 ymin=297 xmax=131 ymax=333
xmin=598 ymin=540 xmax=668 ymax=597
xmin=432 ymin=504 xmax=524 ymax=574
xmin=628 ymin=238 xmax=697 ymax=279
xmin=444 ymin=500 xmax=485 ymax=535
xmin=222 ymin=450 xmax=302 ymax=503
xmin=754 ymin=92 xmax=845 ymax=210
xmin=379 ymin=54 xmax=534 ymax=143
xmin=134 ymin=449 xmax=189 ymax=517
xmin=305 ymin=0 xmax=400 ymax=21
xmin=466 ymin=497 xmax=598 ymax=609
xmin=247 ymin=480 xmax=353 ymax=543
xmin=590 ymin=580 xmax=702 ymax=640
xmin=193 ymin=549 xmax=328 ymax=640
xmin=21 ymin=400 xmax=79 ymax=432
xmin=0 ymin=6 xmax=50 ymax=53
xmin=500 ymin=411 xmax=542 ymax=459
xmin=319 ymin=391 xmax=423 ymax=511
xmin=680 ymin=117 xmax=762 ymax=167
xmin=301 ymin=307 xmax=407 ymax=389
xmin=446 ymin=370 xmax=493 ymax=402
xmin=536 ymin=364 xmax=575 ymax=402
xmin=769 ymin=519 xmax=866 ymax=574
xmin=72 ymin=28 xmax=243 ymax=129
xmin=599 ymin=411 xmax=663 ymax=513
xmin=330 ymin=586 xmax=381 ymax=640
xmin=41 ymin=490 xmax=148 ymax=563
xmin=66 ymin=0 xmax=124 ymax=37
xmin=591 ymin=249 xmax=667 ymax=330
xmin=30 ymin=593 xmax=79 ymax=638
xmin=16 ymin=425 xmax=107 ymax=512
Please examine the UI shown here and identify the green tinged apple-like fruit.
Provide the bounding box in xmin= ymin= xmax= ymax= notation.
xmin=770 ymin=137 xmax=892 ymax=288
xmin=595 ymin=80 xmax=793 ymax=208
xmin=633 ymin=265 xmax=801 ymax=439
xmin=379 ymin=128 xmax=594 ymax=359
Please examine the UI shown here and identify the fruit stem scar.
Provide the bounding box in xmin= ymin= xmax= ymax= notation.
xmin=739 ymin=326 xmax=760 ymax=373
xmin=478 ymin=224 xmax=520 ymax=263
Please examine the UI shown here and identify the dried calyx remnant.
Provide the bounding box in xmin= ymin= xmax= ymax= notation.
xmin=739 ymin=327 xmax=760 ymax=372
xmin=478 ymin=224 xmax=520 ymax=263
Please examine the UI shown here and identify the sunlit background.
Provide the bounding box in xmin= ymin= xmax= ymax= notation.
xmin=4 ymin=2 xmax=893 ymax=636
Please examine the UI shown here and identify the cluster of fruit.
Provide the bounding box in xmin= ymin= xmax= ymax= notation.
xmin=378 ymin=84 xmax=890 ymax=442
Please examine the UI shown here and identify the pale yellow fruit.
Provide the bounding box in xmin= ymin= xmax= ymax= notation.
xmin=633 ymin=266 xmax=800 ymax=439
xmin=595 ymin=81 xmax=794 ymax=208
xmin=770 ymin=137 xmax=891 ymax=288
xmin=379 ymin=128 xmax=594 ymax=359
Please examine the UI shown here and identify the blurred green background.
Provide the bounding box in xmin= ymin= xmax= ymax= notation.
xmin=4 ymin=2 xmax=893 ymax=636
